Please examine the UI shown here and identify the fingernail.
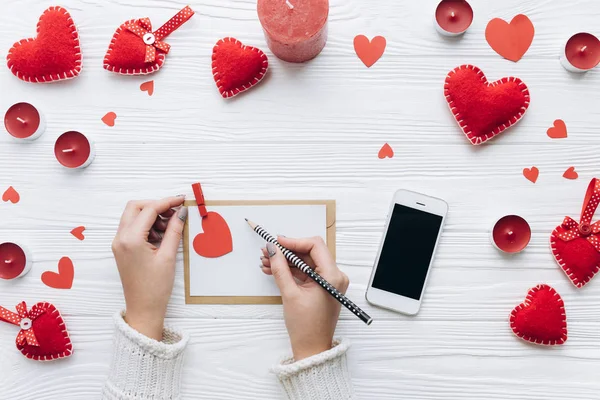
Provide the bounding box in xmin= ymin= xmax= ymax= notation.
xmin=176 ymin=194 xmax=185 ymax=198
xmin=277 ymin=234 xmax=286 ymax=238
xmin=177 ymin=206 xmax=188 ymax=222
xmin=266 ymin=242 xmax=277 ymax=258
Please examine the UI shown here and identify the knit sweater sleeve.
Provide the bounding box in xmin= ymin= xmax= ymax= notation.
xmin=102 ymin=311 xmax=189 ymax=400
xmin=272 ymin=339 xmax=354 ymax=400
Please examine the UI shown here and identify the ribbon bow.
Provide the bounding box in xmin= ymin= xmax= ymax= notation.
xmin=0 ymin=302 xmax=42 ymax=347
xmin=556 ymin=178 xmax=600 ymax=252
xmin=125 ymin=5 xmax=195 ymax=64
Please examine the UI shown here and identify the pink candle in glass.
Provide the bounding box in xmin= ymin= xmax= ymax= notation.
xmin=54 ymin=131 xmax=96 ymax=169
xmin=0 ymin=242 xmax=32 ymax=280
xmin=560 ymin=33 xmax=600 ymax=72
xmin=4 ymin=102 xmax=45 ymax=141
xmin=491 ymin=215 xmax=531 ymax=253
xmin=434 ymin=0 xmax=473 ymax=36
xmin=257 ymin=0 xmax=329 ymax=63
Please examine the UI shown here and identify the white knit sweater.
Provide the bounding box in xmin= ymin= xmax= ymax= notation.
xmin=102 ymin=312 xmax=354 ymax=400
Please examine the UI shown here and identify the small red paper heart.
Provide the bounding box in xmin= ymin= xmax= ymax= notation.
xmin=444 ymin=65 xmax=530 ymax=145
xmin=354 ymin=35 xmax=386 ymax=68
xmin=485 ymin=14 xmax=535 ymax=62
xmin=2 ymin=186 xmax=20 ymax=204
xmin=70 ymin=226 xmax=86 ymax=241
xmin=547 ymin=119 xmax=567 ymax=139
xmin=7 ymin=6 xmax=82 ymax=83
xmin=509 ymin=284 xmax=567 ymax=346
xmin=193 ymin=212 xmax=233 ymax=258
xmin=523 ymin=167 xmax=539 ymax=183
xmin=41 ymin=257 xmax=74 ymax=289
xmin=378 ymin=143 xmax=394 ymax=159
xmin=101 ymin=112 xmax=117 ymax=127
xmin=563 ymin=167 xmax=578 ymax=180
xmin=212 ymin=37 xmax=269 ymax=99
xmin=140 ymin=80 xmax=154 ymax=96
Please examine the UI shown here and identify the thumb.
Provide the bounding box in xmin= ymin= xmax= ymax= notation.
xmin=267 ymin=242 xmax=297 ymax=296
xmin=159 ymin=206 xmax=188 ymax=257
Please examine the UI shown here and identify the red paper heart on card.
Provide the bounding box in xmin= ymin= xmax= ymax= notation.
xmin=523 ymin=167 xmax=539 ymax=183
xmin=2 ymin=186 xmax=20 ymax=204
xmin=41 ymin=257 xmax=74 ymax=289
xmin=0 ymin=301 xmax=73 ymax=361
xmin=101 ymin=112 xmax=117 ymax=127
xmin=509 ymin=284 xmax=567 ymax=346
xmin=563 ymin=167 xmax=578 ymax=180
xmin=485 ymin=14 xmax=535 ymax=62
xmin=354 ymin=35 xmax=386 ymax=68
xmin=378 ymin=143 xmax=394 ymax=159
xmin=193 ymin=212 xmax=233 ymax=258
xmin=140 ymin=80 xmax=154 ymax=96
xmin=444 ymin=65 xmax=530 ymax=145
xmin=212 ymin=37 xmax=269 ymax=99
xmin=7 ymin=6 xmax=82 ymax=83
xmin=70 ymin=226 xmax=85 ymax=241
xmin=547 ymin=119 xmax=568 ymax=139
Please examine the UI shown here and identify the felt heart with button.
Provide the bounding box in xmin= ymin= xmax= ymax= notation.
xmin=7 ymin=6 xmax=82 ymax=83
xmin=509 ymin=284 xmax=567 ymax=346
xmin=444 ymin=65 xmax=530 ymax=145
xmin=103 ymin=6 xmax=194 ymax=75
xmin=41 ymin=257 xmax=74 ymax=289
xmin=212 ymin=37 xmax=269 ymax=98
xmin=0 ymin=301 xmax=73 ymax=361
xmin=551 ymin=178 xmax=600 ymax=288
xmin=193 ymin=212 xmax=234 ymax=258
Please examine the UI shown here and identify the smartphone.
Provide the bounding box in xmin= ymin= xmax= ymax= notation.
xmin=366 ymin=189 xmax=448 ymax=315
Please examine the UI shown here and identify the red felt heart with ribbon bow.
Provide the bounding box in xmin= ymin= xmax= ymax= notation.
xmin=444 ymin=65 xmax=530 ymax=145
xmin=551 ymin=178 xmax=600 ymax=288
xmin=0 ymin=302 xmax=73 ymax=361
xmin=7 ymin=6 xmax=82 ymax=83
xmin=103 ymin=6 xmax=194 ymax=75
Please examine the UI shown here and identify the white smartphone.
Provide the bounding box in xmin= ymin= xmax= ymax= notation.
xmin=366 ymin=189 xmax=448 ymax=315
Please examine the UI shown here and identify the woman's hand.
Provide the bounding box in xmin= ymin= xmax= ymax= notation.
xmin=112 ymin=196 xmax=188 ymax=341
xmin=261 ymin=237 xmax=349 ymax=361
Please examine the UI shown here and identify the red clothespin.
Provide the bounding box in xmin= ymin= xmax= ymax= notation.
xmin=191 ymin=182 xmax=208 ymax=218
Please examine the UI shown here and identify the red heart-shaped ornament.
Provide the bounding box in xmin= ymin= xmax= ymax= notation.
xmin=41 ymin=257 xmax=74 ymax=289
xmin=7 ymin=6 xmax=82 ymax=83
xmin=17 ymin=302 xmax=73 ymax=360
xmin=509 ymin=284 xmax=567 ymax=346
xmin=193 ymin=212 xmax=233 ymax=258
xmin=212 ymin=37 xmax=269 ymax=98
xmin=444 ymin=65 xmax=530 ymax=145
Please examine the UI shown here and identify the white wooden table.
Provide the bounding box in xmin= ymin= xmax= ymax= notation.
xmin=1 ymin=0 xmax=599 ymax=398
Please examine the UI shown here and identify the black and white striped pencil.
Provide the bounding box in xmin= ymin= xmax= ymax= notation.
xmin=246 ymin=219 xmax=373 ymax=326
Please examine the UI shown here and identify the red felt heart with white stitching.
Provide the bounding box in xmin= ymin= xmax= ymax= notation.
xmin=551 ymin=178 xmax=600 ymax=288
xmin=509 ymin=284 xmax=567 ymax=346
xmin=7 ymin=6 xmax=82 ymax=83
xmin=444 ymin=65 xmax=530 ymax=145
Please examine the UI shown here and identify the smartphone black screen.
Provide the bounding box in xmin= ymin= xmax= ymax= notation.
xmin=371 ymin=204 xmax=443 ymax=300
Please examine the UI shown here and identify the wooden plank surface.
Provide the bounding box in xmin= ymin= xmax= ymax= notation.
xmin=1 ymin=0 xmax=599 ymax=398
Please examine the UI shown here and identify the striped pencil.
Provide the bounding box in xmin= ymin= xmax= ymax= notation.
xmin=246 ymin=219 xmax=373 ymax=325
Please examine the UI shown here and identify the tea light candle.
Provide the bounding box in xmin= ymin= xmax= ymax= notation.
xmin=4 ymin=102 xmax=45 ymax=141
xmin=54 ymin=131 xmax=95 ymax=169
xmin=560 ymin=32 xmax=600 ymax=72
xmin=434 ymin=0 xmax=473 ymax=37
xmin=491 ymin=215 xmax=531 ymax=253
xmin=257 ymin=0 xmax=329 ymax=63
xmin=0 ymin=242 xmax=32 ymax=280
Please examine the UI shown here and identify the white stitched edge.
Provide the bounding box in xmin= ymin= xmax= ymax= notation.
xmin=550 ymin=231 xmax=599 ymax=288
xmin=211 ymin=37 xmax=269 ymax=99
xmin=508 ymin=284 xmax=568 ymax=346
xmin=443 ymin=64 xmax=531 ymax=145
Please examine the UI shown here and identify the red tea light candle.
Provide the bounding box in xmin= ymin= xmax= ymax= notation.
xmin=491 ymin=215 xmax=531 ymax=253
xmin=257 ymin=0 xmax=329 ymax=63
xmin=54 ymin=131 xmax=96 ymax=169
xmin=0 ymin=242 xmax=32 ymax=280
xmin=560 ymin=33 xmax=600 ymax=73
xmin=434 ymin=0 xmax=473 ymax=37
xmin=4 ymin=102 xmax=45 ymax=141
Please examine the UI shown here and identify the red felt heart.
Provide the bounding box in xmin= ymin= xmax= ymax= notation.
xmin=101 ymin=112 xmax=117 ymax=127
xmin=2 ymin=186 xmax=20 ymax=204
xmin=41 ymin=257 xmax=74 ymax=289
xmin=523 ymin=167 xmax=539 ymax=183
xmin=551 ymin=228 xmax=600 ymax=288
xmin=354 ymin=35 xmax=387 ymax=68
xmin=16 ymin=302 xmax=73 ymax=360
xmin=444 ymin=65 xmax=530 ymax=145
xmin=485 ymin=14 xmax=535 ymax=62
xmin=509 ymin=284 xmax=567 ymax=346
xmin=140 ymin=80 xmax=154 ymax=96
xmin=378 ymin=143 xmax=394 ymax=159
xmin=212 ymin=37 xmax=269 ymax=99
xmin=70 ymin=226 xmax=86 ymax=241
xmin=193 ymin=212 xmax=233 ymax=258
xmin=547 ymin=119 xmax=568 ymax=139
xmin=7 ymin=6 xmax=82 ymax=83
xmin=563 ymin=167 xmax=578 ymax=180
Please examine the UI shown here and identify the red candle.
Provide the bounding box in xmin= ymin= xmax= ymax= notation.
xmin=4 ymin=102 xmax=45 ymax=140
xmin=257 ymin=0 xmax=329 ymax=63
xmin=54 ymin=131 xmax=96 ymax=169
xmin=434 ymin=0 xmax=473 ymax=36
xmin=491 ymin=215 xmax=531 ymax=253
xmin=560 ymin=33 xmax=600 ymax=72
xmin=0 ymin=242 xmax=32 ymax=280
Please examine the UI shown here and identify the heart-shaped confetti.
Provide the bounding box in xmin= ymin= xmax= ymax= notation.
xmin=485 ymin=14 xmax=535 ymax=62
xmin=140 ymin=80 xmax=154 ymax=96
xmin=41 ymin=257 xmax=74 ymax=289
xmin=101 ymin=112 xmax=117 ymax=127
xmin=523 ymin=167 xmax=539 ymax=183
xmin=378 ymin=143 xmax=394 ymax=159
xmin=353 ymin=35 xmax=386 ymax=68
xmin=70 ymin=226 xmax=86 ymax=241
xmin=563 ymin=167 xmax=578 ymax=180
xmin=547 ymin=119 xmax=567 ymax=139
xmin=2 ymin=186 xmax=20 ymax=204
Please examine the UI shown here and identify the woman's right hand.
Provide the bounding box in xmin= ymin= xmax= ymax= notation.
xmin=261 ymin=237 xmax=349 ymax=361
